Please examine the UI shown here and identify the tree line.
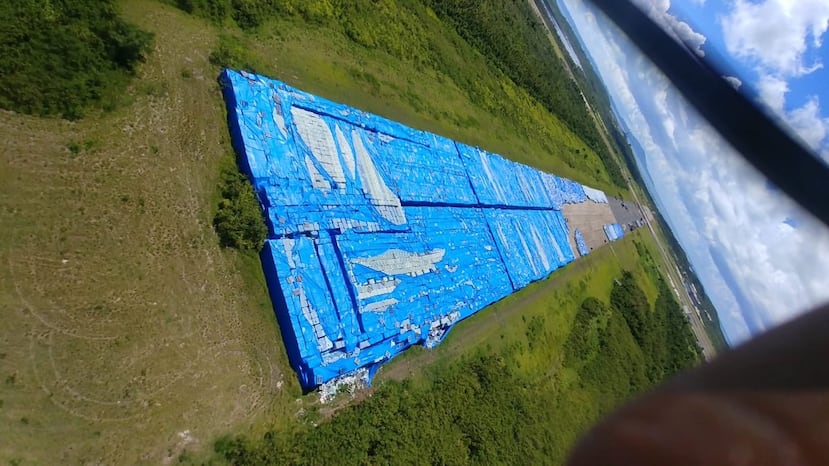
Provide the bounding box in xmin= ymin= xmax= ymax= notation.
xmin=211 ymin=273 xmax=702 ymax=465
xmin=609 ymin=271 xmax=703 ymax=383
xmin=170 ymin=0 xmax=628 ymax=189
xmin=421 ymin=0 xmax=626 ymax=188
xmin=0 ymin=1 xmax=152 ymax=119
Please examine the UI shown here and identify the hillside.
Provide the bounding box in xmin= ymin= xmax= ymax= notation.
xmin=0 ymin=4 xmax=299 ymax=464
xmin=0 ymin=1 xmax=152 ymax=119
xmin=1 ymin=1 xmax=699 ymax=464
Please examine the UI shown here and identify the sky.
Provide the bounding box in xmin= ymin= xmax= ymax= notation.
xmin=556 ymin=0 xmax=829 ymax=346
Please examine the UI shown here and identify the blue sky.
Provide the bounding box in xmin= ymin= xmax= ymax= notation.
xmin=556 ymin=0 xmax=829 ymax=346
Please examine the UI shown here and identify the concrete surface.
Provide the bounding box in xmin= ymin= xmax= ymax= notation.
xmin=562 ymin=201 xmax=617 ymax=255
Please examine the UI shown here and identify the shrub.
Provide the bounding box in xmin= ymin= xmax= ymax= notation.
xmin=213 ymin=163 xmax=267 ymax=251
xmin=176 ymin=0 xmax=231 ymax=23
xmin=209 ymin=34 xmax=260 ymax=72
xmin=0 ymin=1 xmax=152 ymax=119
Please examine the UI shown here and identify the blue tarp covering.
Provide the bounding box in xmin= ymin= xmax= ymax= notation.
xmin=556 ymin=176 xmax=588 ymax=204
xmin=603 ymin=223 xmax=625 ymax=242
xmin=458 ymin=144 xmax=555 ymax=208
xmin=222 ymin=69 xmax=589 ymax=389
xmin=574 ymin=228 xmax=590 ymax=256
xmin=485 ymin=209 xmax=573 ymax=289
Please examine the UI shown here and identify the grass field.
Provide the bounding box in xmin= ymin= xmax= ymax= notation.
xmin=1 ymin=1 xmax=654 ymax=463
xmin=240 ymin=13 xmax=624 ymax=197
xmin=378 ymin=229 xmax=659 ymax=382
xmin=0 ymin=4 xmax=305 ymax=464
xmin=353 ymin=230 xmax=666 ymax=464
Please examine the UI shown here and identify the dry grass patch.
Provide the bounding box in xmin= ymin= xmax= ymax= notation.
xmin=0 ymin=3 xmax=300 ymax=464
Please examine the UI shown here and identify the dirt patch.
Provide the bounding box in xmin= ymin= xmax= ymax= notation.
xmin=563 ymin=201 xmax=616 ymax=253
xmin=0 ymin=3 xmax=297 ymax=464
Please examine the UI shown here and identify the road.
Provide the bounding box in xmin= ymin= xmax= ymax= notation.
xmin=529 ymin=0 xmax=717 ymax=359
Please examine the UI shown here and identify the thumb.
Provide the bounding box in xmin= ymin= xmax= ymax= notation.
xmin=569 ymin=303 xmax=829 ymax=466
xmin=568 ymin=391 xmax=829 ymax=466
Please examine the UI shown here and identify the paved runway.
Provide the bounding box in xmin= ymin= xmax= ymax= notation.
xmin=609 ymin=197 xmax=646 ymax=231
xmin=563 ymin=197 xmax=646 ymax=257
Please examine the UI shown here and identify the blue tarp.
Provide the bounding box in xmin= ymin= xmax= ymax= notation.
xmin=556 ymin=176 xmax=588 ymax=204
xmin=222 ymin=69 xmax=590 ymax=389
xmin=485 ymin=209 xmax=573 ymax=289
xmin=574 ymin=229 xmax=590 ymax=256
xmin=603 ymin=223 xmax=625 ymax=242
xmin=458 ymin=144 xmax=556 ymax=208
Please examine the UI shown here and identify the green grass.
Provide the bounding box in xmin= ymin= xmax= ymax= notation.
xmin=0 ymin=3 xmax=303 ymax=464
xmin=0 ymin=0 xmax=667 ymax=463
xmin=229 ymin=13 xmax=623 ymax=196
xmin=376 ymin=230 xmax=669 ymax=459
xmin=379 ymin=230 xmax=652 ymax=382
xmin=168 ymin=0 xmax=627 ymax=195
xmin=212 ymin=231 xmax=683 ymax=465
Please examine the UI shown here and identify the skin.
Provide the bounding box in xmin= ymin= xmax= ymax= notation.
xmin=568 ymin=303 xmax=829 ymax=466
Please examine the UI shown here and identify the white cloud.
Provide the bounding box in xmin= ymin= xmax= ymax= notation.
xmin=721 ymin=0 xmax=829 ymax=77
xmin=562 ymin=0 xmax=829 ymax=346
xmin=756 ymin=74 xmax=789 ymax=114
xmin=724 ymin=76 xmax=743 ymax=90
xmin=755 ymin=76 xmax=829 ymax=154
xmin=787 ymin=97 xmax=829 ymax=150
xmin=653 ymin=86 xmax=678 ymax=146
xmin=720 ymin=1 xmax=829 ymax=156
xmin=632 ymin=0 xmax=707 ymax=55
xmin=668 ymin=111 xmax=829 ymax=342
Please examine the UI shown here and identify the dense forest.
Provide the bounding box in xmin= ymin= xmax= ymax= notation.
xmin=609 ymin=272 xmax=702 ymax=382
xmin=168 ymin=0 xmax=627 ymax=190
xmin=421 ymin=0 xmax=625 ymax=188
xmin=653 ymin=211 xmax=729 ymax=350
xmin=214 ymin=273 xmax=701 ymax=465
xmin=533 ymin=0 xmax=639 ymax=190
xmin=0 ymin=1 xmax=152 ymax=119
xmin=215 ymin=353 xmax=557 ymax=465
